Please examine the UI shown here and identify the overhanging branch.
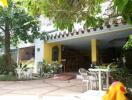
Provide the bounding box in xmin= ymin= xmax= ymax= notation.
xmin=0 ymin=26 xmax=5 ymax=32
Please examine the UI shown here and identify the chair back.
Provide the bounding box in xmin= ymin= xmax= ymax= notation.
xmin=88 ymin=71 xmax=98 ymax=80
xmin=79 ymin=68 xmax=89 ymax=80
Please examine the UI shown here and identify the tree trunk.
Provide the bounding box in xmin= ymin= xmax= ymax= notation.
xmin=4 ymin=19 xmax=11 ymax=73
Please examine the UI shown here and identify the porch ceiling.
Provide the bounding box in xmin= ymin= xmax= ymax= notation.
xmin=60 ymin=29 xmax=132 ymax=50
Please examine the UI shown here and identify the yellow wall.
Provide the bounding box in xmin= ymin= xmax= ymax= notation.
xmin=44 ymin=43 xmax=61 ymax=64
xmin=91 ymin=39 xmax=98 ymax=64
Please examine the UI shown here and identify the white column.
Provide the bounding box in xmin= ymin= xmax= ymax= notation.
xmin=34 ymin=38 xmax=44 ymax=73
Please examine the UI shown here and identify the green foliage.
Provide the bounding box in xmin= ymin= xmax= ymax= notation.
xmin=0 ymin=75 xmax=17 ymax=81
xmin=15 ymin=0 xmax=132 ymax=31
xmin=0 ymin=55 xmax=6 ymax=74
xmin=14 ymin=63 xmax=29 ymax=71
xmin=111 ymin=67 xmax=132 ymax=88
xmin=0 ymin=36 xmax=4 ymax=48
xmin=50 ymin=61 xmax=62 ymax=74
xmin=84 ymin=16 xmax=104 ymax=28
xmin=126 ymin=89 xmax=132 ymax=100
xmin=21 ymin=0 xmax=104 ymax=31
xmin=0 ymin=1 xmax=43 ymax=71
xmin=123 ymin=50 xmax=132 ymax=69
xmin=113 ymin=0 xmax=128 ymax=12
xmin=0 ymin=1 xmax=40 ymax=45
xmin=0 ymin=54 xmax=16 ymax=74
xmin=123 ymin=35 xmax=132 ymax=69
xmin=123 ymin=35 xmax=132 ymax=50
xmin=42 ymin=60 xmax=51 ymax=74
xmin=39 ymin=60 xmax=62 ymax=78
xmin=113 ymin=0 xmax=132 ymax=24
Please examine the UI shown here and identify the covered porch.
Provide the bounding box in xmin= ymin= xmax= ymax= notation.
xmin=44 ymin=23 xmax=132 ymax=72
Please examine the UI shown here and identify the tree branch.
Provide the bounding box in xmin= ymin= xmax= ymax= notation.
xmin=0 ymin=26 xmax=5 ymax=32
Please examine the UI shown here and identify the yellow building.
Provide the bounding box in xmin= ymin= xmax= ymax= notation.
xmin=41 ymin=21 xmax=132 ymax=72
xmin=18 ymin=20 xmax=132 ymax=73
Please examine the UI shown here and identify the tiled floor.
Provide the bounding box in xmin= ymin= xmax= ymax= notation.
xmin=0 ymin=78 xmax=108 ymax=100
xmin=0 ymin=78 xmax=83 ymax=99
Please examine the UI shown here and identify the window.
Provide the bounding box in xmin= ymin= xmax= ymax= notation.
xmin=52 ymin=46 xmax=59 ymax=61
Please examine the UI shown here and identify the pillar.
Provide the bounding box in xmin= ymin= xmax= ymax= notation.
xmin=58 ymin=44 xmax=62 ymax=63
xmin=91 ymin=39 xmax=98 ymax=65
xmin=34 ymin=39 xmax=44 ymax=73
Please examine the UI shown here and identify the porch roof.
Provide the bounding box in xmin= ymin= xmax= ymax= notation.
xmin=46 ymin=22 xmax=132 ymax=50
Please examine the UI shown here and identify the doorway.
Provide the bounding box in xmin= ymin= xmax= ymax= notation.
xmin=61 ymin=46 xmax=91 ymax=72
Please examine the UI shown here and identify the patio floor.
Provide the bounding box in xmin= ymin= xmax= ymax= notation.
xmin=0 ymin=78 xmax=85 ymax=99
xmin=0 ymin=79 xmax=105 ymax=100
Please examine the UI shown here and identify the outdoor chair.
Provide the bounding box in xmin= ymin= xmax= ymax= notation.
xmin=79 ymin=68 xmax=90 ymax=92
xmin=101 ymin=71 xmax=107 ymax=87
xmin=89 ymin=67 xmax=109 ymax=90
xmin=79 ymin=68 xmax=99 ymax=92
xmin=88 ymin=71 xmax=99 ymax=90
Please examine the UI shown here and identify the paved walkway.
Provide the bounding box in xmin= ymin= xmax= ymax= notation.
xmin=0 ymin=79 xmax=84 ymax=100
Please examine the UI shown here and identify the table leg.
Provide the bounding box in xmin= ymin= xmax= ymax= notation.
xmin=98 ymin=70 xmax=102 ymax=91
xmin=106 ymin=71 xmax=109 ymax=89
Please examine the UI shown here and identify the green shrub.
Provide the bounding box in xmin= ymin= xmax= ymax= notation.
xmin=13 ymin=63 xmax=29 ymax=71
xmin=124 ymin=50 xmax=132 ymax=70
xmin=110 ymin=67 xmax=132 ymax=99
xmin=0 ymin=55 xmax=6 ymax=74
xmin=126 ymin=89 xmax=132 ymax=100
xmin=50 ymin=61 xmax=62 ymax=74
xmin=0 ymin=75 xmax=17 ymax=81
xmin=39 ymin=60 xmax=62 ymax=78
xmin=110 ymin=67 xmax=132 ymax=88
xmin=0 ymin=54 xmax=17 ymax=75
xmin=0 ymin=74 xmax=37 ymax=81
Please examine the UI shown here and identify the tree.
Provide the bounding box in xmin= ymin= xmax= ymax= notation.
xmin=113 ymin=0 xmax=132 ymax=50
xmin=20 ymin=0 xmax=131 ymax=31
xmin=0 ymin=1 xmax=40 ymax=73
xmin=16 ymin=0 xmax=132 ymax=47
xmin=19 ymin=0 xmax=104 ymax=31
xmin=123 ymin=35 xmax=132 ymax=50
xmin=113 ymin=0 xmax=132 ymax=24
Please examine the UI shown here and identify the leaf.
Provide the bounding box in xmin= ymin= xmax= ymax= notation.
xmin=24 ymin=0 xmax=103 ymax=31
xmin=123 ymin=35 xmax=132 ymax=50
xmin=114 ymin=0 xmax=129 ymax=12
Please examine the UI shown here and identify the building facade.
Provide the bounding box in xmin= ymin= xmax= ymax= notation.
xmin=33 ymin=21 xmax=132 ymax=73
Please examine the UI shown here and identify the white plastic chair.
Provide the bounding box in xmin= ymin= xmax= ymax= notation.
xmin=79 ymin=68 xmax=100 ymax=91
xmin=79 ymin=68 xmax=91 ymax=92
xmin=88 ymin=71 xmax=99 ymax=90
